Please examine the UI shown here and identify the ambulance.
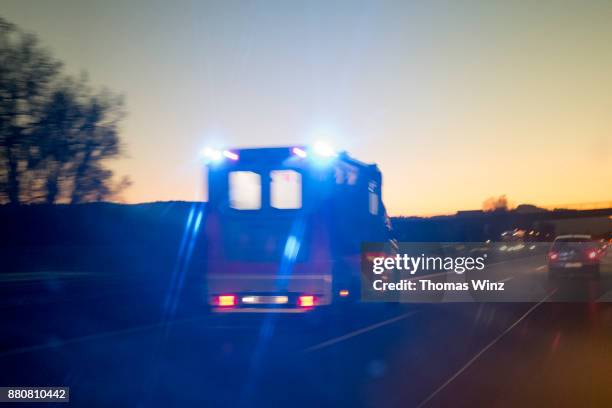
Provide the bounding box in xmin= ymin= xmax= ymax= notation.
xmin=202 ymin=143 xmax=392 ymax=312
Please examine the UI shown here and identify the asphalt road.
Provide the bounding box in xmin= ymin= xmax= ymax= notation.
xmin=1 ymin=252 xmax=612 ymax=407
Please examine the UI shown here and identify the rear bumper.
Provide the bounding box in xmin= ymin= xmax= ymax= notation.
xmin=548 ymin=260 xmax=599 ymax=269
xmin=212 ymin=307 xmax=310 ymax=314
xmin=207 ymin=274 xmax=333 ymax=310
xmin=548 ymin=262 xmax=600 ymax=275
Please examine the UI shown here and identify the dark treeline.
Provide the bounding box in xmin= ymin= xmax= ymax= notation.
xmin=0 ymin=17 xmax=129 ymax=205
xmin=0 ymin=202 xmax=205 ymax=275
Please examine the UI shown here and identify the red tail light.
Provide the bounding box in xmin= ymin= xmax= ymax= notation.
xmin=297 ymin=295 xmax=315 ymax=307
xmin=548 ymin=251 xmax=558 ymax=260
xmin=587 ymin=250 xmax=599 ymax=260
xmin=216 ymin=295 xmax=237 ymax=307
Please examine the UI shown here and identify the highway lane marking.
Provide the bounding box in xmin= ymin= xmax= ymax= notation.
xmin=496 ymin=276 xmax=514 ymax=283
xmin=596 ymin=291 xmax=612 ymax=302
xmin=485 ymin=254 xmax=543 ymax=268
xmin=416 ymin=289 xmax=558 ymax=408
xmin=405 ymin=257 xmax=542 ymax=282
xmin=303 ymin=311 xmax=417 ymax=353
xmin=406 ymin=255 xmax=546 ymax=281
xmin=536 ymin=265 xmax=547 ymax=271
xmin=485 ymin=259 xmax=519 ymax=267
xmin=407 ymin=264 xmax=524 ymax=284
xmin=406 ymin=271 xmax=450 ymax=281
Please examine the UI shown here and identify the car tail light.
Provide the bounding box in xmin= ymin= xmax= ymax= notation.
xmin=587 ymin=250 xmax=599 ymax=260
xmin=216 ymin=295 xmax=237 ymax=307
xmin=297 ymin=295 xmax=315 ymax=307
xmin=548 ymin=251 xmax=558 ymax=260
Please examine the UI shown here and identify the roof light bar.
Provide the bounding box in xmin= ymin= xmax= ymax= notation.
xmin=292 ymin=147 xmax=307 ymax=158
xmin=202 ymin=147 xmax=223 ymax=162
xmin=312 ymin=141 xmax=337 ymax=158
xmin=201 ymin=147 xmax=239 ymax=163
xmin=223 ymin=150 xmax=239 ymax=161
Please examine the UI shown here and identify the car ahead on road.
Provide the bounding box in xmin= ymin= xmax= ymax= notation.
xmin=547 ymin=235 xmax=605 ymax=278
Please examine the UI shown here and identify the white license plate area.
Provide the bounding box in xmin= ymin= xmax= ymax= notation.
xmin=564 ymin=262 xmax=583 ymax=268
xmin=241 ymin=295 xmax=289 ymax=305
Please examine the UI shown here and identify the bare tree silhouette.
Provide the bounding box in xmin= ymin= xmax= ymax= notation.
xmin=0 ymin=17 xmax=129 ymax=204
xmin=0 ymin=17 xmax=60 ymax=204
xmin=482 ymin=195 xmax=509 ymax=212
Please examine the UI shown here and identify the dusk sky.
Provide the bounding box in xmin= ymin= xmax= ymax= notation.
xmin=2 ymin=0 xmax=611 ymax=215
